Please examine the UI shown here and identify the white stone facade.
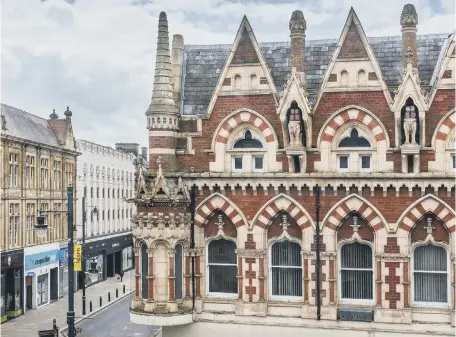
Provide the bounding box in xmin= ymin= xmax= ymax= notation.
xmin=75 ymin=140 xmax=136 ymax=240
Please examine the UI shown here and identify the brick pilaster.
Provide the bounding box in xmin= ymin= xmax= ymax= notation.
xmin=385 ymin=262 xmax=400 ymax=309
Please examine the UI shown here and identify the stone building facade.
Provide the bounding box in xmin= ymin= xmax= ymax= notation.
xmin=130 ymin=5 xmax=456 ymax=336
xmin=74 ymin=140 xmax=136 ymax=289
xmin=0 ymin=104 xmax=77 ymax=321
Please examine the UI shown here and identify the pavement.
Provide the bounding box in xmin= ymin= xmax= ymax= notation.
xmin=1 ymin=270 xmax=135 ymax=337
xmin=74 ymin=296 xmax=161 ymax=337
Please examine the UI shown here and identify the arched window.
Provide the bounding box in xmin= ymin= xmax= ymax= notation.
xmin=341 ymin=70 xmax=349 ymax=86
xmin=340 ymin=242 xmax=373 ymax=302
xmin=234 ymin=75 xmax=242 ymax=89
xmin=337 ymin=128 xmax=373 ymax=173
xmin=207 ymin=239 xmax=237 ymax=295
xmin=250 ymin=74 xmax=258 ymax=88
xmin=339 ymin=129 xmax=371 ymax=148
xmin=231 ymin=130 xmax=264 ymax=173
xmin=175 ymin=244 xmax=184 ymax=300
xmin=270 ymin=241 xmax=302 ymax=298
xmin=141 ymin=244 xmax=148 ymax=299
xmin=358 ymin=69 xmax=366 ymax=85
xmin=413 ymin=244 xmax=448 ymax=304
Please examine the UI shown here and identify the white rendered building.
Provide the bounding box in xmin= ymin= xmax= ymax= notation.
xmin=75 ymin=140 xmax=136 ymax=288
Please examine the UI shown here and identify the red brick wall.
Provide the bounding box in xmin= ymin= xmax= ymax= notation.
xmin=313 ymin=92 xmax=393 ymax=148
xmin=177 ymin=94 xmax=282 ymax=172
xmin=337 ymin=22 xmax=368 ymax=59
xmin=427 ymin=89 xmax=455 ymax=147
xmin=232 ymin=28 xmax=260 ymax=64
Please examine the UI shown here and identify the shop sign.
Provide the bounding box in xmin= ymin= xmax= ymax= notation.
xmin=74 ymin=245 xmax=82 ymax=271
xmin=24 ymin=250 xmax=60 ymax=270
xmin=1 ymin=250 xmax=24 ymax=268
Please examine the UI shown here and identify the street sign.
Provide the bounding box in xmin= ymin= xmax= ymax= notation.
xmin=74 ymin=245 xmax=82 ymax=271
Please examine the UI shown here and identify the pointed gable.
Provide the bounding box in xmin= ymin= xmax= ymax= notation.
xmin=338 ymin=21 xmax=369 ymax=59
xmin=205 ymin=15 xmax=278 ymax=117
xmin=313 ymin=7 xmax=393 ymax=111
xmin=232 ymin=27 xmax=260 ymax=64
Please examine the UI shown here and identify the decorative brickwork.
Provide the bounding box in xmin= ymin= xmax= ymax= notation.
xmin=384 ymin=237 xmax=400 ymax=253
xmin=232 ymin=27 xmax=260 ymax=64
xmin=338 ymin=22 xmax=368 ymax=59
xmin=385 ymin=261 xmax=400 ymax=309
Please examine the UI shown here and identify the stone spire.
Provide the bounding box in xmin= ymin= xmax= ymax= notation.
xmin=146 ymin=11 xmax=178 ymax=116
xmin=400 ymin=4 xmax=418 ymax=68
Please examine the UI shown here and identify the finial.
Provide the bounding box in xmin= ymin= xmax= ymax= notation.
xmin=280 ymin=214 xmax=290 ymax=231
xmin=424 ymin=217 xmax=435 ymax=234
xmin=64 ymin=106 xmax=72 ymax=118
xmin=350 ymin=215 xmax=361 ymax=232
xmin=157 ymin=156 xmax=162 ymax=175
xmin=50 ymin=109 xmax=59 ymax=120
xmin=289 ymin=10 xmax=306 ymax=34
xmin=405 ymin=46 xmax=414 ymax=66
xmin=400 ymin=4 xmax=418 ymax=27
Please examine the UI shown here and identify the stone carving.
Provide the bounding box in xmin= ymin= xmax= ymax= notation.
xmin=136 ymin=164 xmax=147 ymax=198
xmin=400 ymin=4 xmax=418 ymax=26
xmin=376 ymin=253 xmax=410 ymax=262
xmin=405 ymin=46 xmax=414 ymax=66
xmin=423 ymin=217 xmax=435 ymax=234
xmin=280 ymin=214 xmax=290 ymax=231
xmin=289 ymin=10 xmax=306 ymax=33
xmin=288 ymin=121 xmax=302 ymax=146
xmin=236 ymin=249 xmax=267 ymax=258
xmin=350 ymin=215 xmax=361 ymax=233
xmin=403 ymin=105 xmax=417 ymax=144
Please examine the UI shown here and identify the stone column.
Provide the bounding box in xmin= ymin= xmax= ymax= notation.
xmin=132 ymin=248 xmax=142 ymax=309
xmin=400 ymin=4 xmax=418 ymax=68
xmin=403 ymin=261 xmax=410 ymax=308
xmin=144 ymin=248 xmax=155 ymax=312
xmin=168 ymin=248 xmax=178 ymax=312
xmin=238 ymin=256 xmax=243 ymax=300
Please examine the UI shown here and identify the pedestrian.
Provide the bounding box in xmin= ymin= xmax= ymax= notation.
xmin=119 ymin=269 xmax=124 ymax=282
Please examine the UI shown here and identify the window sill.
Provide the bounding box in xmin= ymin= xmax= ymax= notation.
xmin=268 ymin=297 xmax=302 ymax=304
xmin=339 ymin=299 xmax=375 ymax=307
xmin=412 ymin=303 xmax=451 ymax=310
xmin=206 ymin=293 xmax=238 ymax=300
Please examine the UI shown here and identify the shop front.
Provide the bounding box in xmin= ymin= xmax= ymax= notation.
xmin=1 ymin=249 xmax=24 ymax=323
xmin=59 ymin=247 xmax=69 ymax=298
xmin=24 ymin=243 xmax=62 ymax=311
xmin=82 ymin=233 xmax=133 ymax=288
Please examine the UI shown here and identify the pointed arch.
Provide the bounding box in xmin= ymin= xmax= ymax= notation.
xmin=397 ymin=194 xmax=455 ymax=233
xmin=195 ymin=193 xmax=248 ymax=228
xmin=317 ymin=105 xmax=390 ymax=149
xmin=322 ymin=194 xmax=388 ymax=232
xmin=211 ymin=108 xmax=278 ymax=150
xmin=252 ymin=193 xmax=314 ymax=230
xmin=432 ymin=108 xmax=456 ymax=146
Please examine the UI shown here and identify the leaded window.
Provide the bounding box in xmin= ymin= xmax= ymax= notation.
xmin=413 ymin=244 xmax=448 ymax=304
xmin=270 ymin=241 xmax=302 ymax=297
xmin=207 ymin=239 xmax=237 ymax=294
xmin=340 ymin=242 xmax=373 ymax=301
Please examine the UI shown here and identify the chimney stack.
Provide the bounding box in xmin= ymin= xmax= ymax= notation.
xmin=289 ymin=10 xmax=306 ymax=82
xmin=400 ymin=4 xmax=418 ymax=68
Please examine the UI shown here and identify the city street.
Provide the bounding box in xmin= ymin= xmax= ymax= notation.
xmin=1 ymin=271 xmax=134 ymax=337
xmin=75 ymin=296 xmax=161 ymax=337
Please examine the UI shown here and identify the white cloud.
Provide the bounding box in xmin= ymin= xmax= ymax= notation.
xmin=1 ymin=0 xmax=454 ymax=148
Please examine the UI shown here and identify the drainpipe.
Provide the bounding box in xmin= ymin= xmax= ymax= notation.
xmin=189 ymin=184 xmax=196 ymax=311
xmin=315 ymin=184 xmax=321 ymax=320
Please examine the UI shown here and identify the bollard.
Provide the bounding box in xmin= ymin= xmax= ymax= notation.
xmin=116 ymin=288 xmax=119 ymax=298
xmin=99 ymin=296 xmax=102 ymax=307
xmin=90 ymin=301 xmax=93 ymax=312
xmin=123 ymin=284 xmax=125 ymax=293
xmin=108 ymin=292 xmax=111 ymax=302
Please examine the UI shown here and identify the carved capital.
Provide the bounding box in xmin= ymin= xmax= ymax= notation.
xmin=187 ymin=248 xmax=203 ymax=256
xmin=235 ymin=249 xmax=267 ymax=258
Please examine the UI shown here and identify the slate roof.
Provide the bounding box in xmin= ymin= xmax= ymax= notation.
xmin=182 ymin=33 xmax=449 ymax=116
xmin=1 ymin=103 xmax=61 ymax=147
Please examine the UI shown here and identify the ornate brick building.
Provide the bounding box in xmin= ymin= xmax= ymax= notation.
xmin=130 ymin=5 xmax=455 ymax=336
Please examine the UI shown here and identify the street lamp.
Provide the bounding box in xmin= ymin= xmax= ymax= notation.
xmin=80 ymin=196 xmax=98 ymax=315
xmin=34 ymin=186 xmax=76 ymax=337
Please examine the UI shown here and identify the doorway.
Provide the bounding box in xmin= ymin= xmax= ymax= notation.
xmin=26 ymin=276 xmax=32 ymax=310
xmin=50 ymin=268 xmax=58 ymax=302
xmin=115 ymin=251 xmax=122 ymax=274
xmin=107 ymin=253 xmax=114 ymax=277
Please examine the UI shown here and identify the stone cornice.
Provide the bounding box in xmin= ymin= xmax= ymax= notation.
xmin=375 ymin=253 xmax=410 ymax=262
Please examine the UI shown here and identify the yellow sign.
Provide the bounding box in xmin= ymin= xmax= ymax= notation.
xmin=74 ymin=245 xmax=82 ymax=271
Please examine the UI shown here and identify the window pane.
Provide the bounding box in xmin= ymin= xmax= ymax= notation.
xmin=414 ymin=273 xmax=447 ymax=303
xmin=175 ymin=244 xmax=183 ymax=300
xmin=339 ymin=156 xmax=348 ymax=169
xmin=254 ymin=156 xmax=263 ymax=170
xmin=271 ymin=241 xmax=301 ymax=266
xmin=414 ymin=245 xmax=447 ymax=272
xmin=341 ymin=270 xmax=373 ymax=299
xmin=341 ymin=243 xmax=372 ymax=269
xmin=452 ymin=155 xmax=455 ymax=169
xmin=234 ymin=157 xmax=242 ymax=170
xmin=209 ymin=265 xmax=237 ymax=293
xmin=208 ymin=240 xmax=236 ymax=264
xmin=271 ymin=267 xmax=302 ymax=296
xmin=361 ymin=156 xmax=371 ymax=169
xmin=141 ymin=244 xmax=148 ymax=299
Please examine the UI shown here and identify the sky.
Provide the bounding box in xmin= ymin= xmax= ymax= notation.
xmin=1 ymin=0 xmax=454 ymax=148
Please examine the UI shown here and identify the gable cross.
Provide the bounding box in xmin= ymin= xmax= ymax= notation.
xmin=215 ymin=214 xmax=225 ymax=230
xmin=423 ymin=217 xmax=435 ymax=234
xmin=350 ymin=215 xmax=361 ymax=232
xmin=280 ymin=214 xmax=290 ymax=231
